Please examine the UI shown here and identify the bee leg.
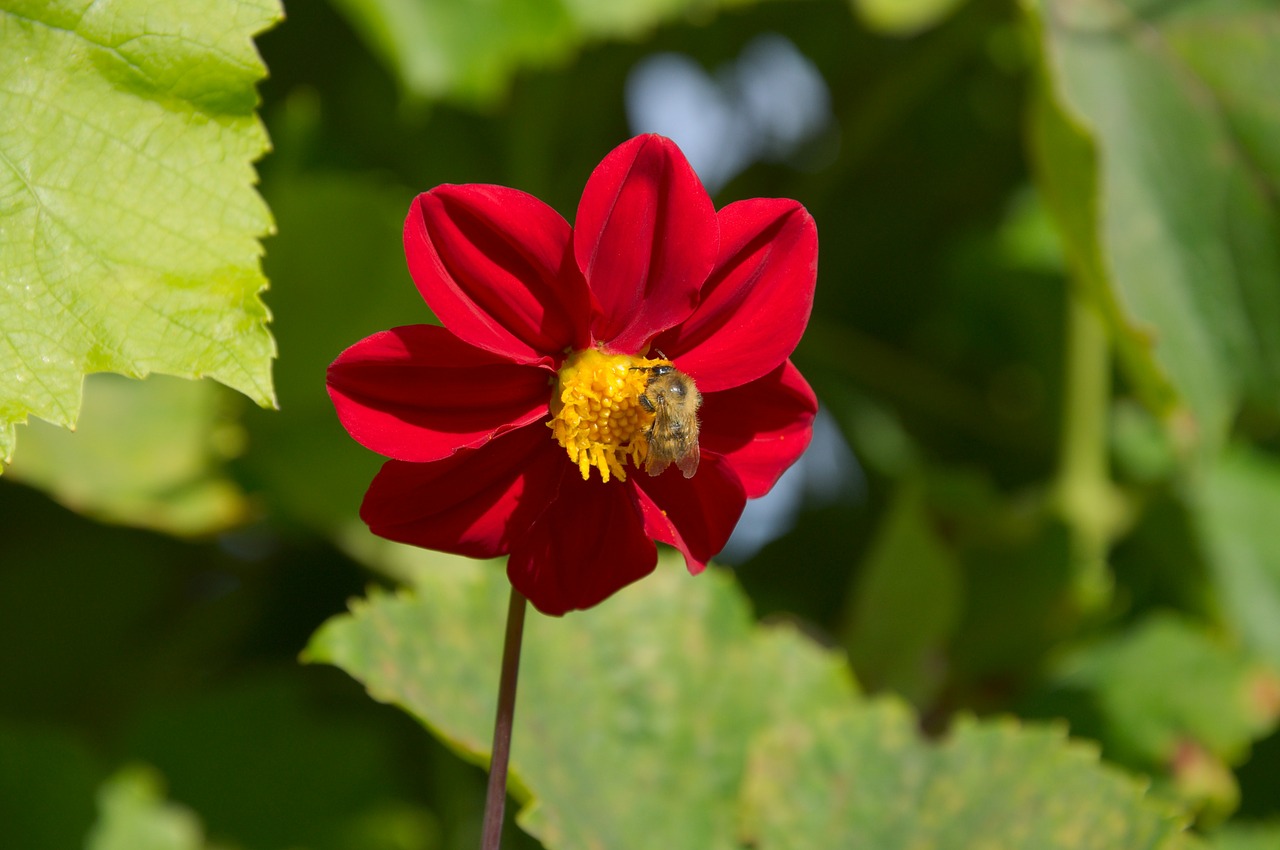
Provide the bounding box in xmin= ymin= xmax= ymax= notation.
xmin=638 ymin=394 xmax=656 ymax=413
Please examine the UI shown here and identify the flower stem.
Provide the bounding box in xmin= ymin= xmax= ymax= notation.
xmin=481 ymin=586 xmax=528 ymax=850
xmin=1053 ymin=287 xmax=1124 ymax=613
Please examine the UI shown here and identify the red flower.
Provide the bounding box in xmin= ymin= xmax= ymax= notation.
xmin=327 ymin=135 xmax=818 ymax=615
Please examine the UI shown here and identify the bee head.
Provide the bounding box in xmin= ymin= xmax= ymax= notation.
xmin=630 ymin=362 xmax=674 ymax=384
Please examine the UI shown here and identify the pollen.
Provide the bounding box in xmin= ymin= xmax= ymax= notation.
xmin=549 ymin=348 xmax=669 ymax=483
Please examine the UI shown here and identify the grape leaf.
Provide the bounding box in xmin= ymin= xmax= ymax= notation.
xmin=85 ymin=766 xmax=209 ymax=850
xmin=307 ymin=555 xmax=854 ymax=849
xmin=307 ymin=553 xmax=1201 ymax=849
xmin=0 ymin=0 xmax=281 ymax=466
xmin=742 ymin=707 xmax=1202 ymax=850
xmin=1029 ymin=0 xmax=1280 ymax=451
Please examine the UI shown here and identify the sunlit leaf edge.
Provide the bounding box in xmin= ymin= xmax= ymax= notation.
xmin=0 ymin=0 xmax=284 ymax=468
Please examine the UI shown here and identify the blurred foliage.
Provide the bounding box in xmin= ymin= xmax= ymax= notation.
xmin=327 ymin=0 xmax=779 ymax=104
xmin=851 ymin=0 xmax=966 ymax=35
xmin=4 ymin=0 xmax=1280 ymax=846
xmin=5 ymin=375 xmax=249 ymax=535
xmin=85 ymin=766 xmax=212 ymax=850
xmin=1029 ymin=0 xmax=1280 ymax=456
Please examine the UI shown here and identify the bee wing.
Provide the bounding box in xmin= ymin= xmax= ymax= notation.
xmin=646 ymin=456 xmax=672 ymax=477
xmin=677 ymin=442 xmax=700 ymax=478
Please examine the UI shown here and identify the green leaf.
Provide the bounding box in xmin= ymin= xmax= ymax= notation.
xmin=4 ymin=374 xmax=247 ymax=534
xmin=1048 ymin=614 xmax=1278 ymax=768
xmin=328 ymin=0 xmax=575 ymax=104
xmin=326 ymin=0 xmax=783 ymax=105
xmin=1211 ymin=821 xmax=1280 ymax=850
xmin=306 ymin=555 xmax=857 ymax=849
xmin=1027 ymin=70 xmax=1179 ymax=429
xmin=86 ymin=766 xmax=209 ymax=850
xmin=1027 ymin=0 xmax=1280 ymax=451
xmin=842 ymin=478 xmax=962 ymax=705
xmin=0 ymin=0 xmax=281 ymax=466
xmin=851 ymin=0 xmax=966 ymax=36
xmin=307 ymin=553 xmax=1200 ymax=849
xmin=1197 ymin=446 xmax=1280 ymax=669
xmin=742 ymin=709 xmax=1202 ymax=850
xmin=941 ymin=488 xmax=1079 ymax=681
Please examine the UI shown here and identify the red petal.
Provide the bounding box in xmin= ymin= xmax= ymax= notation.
xmin=634 ymin=455 xmax=746 ymax=576
xmin=405 ymin=185 xmax=590 ymax=362
xmin=700 ymin=361 xmax=817 ymax=499
xmin=327 ymin=325 xmax=553 ymax=462
xmin=654 ymin=199 xmax=817 ymax=392
xmin=360 ymin=426 xmax=561 ymax=559
xmin=507 ymin=471 xmax=657 ymax=616
xmin=574 ymin=135 xmax=718 ymax=353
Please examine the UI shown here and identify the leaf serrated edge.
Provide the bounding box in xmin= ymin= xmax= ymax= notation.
xmin=948 ymin=713 xmax=1204 ymax=848
xmin=0 ymin=1 xmax=285 ymax=472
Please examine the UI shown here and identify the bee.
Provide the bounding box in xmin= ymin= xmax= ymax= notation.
xmin=635 ymin=363 xmax=702 ymax=478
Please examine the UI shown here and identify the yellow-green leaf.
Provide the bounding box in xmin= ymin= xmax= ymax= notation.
xmin=307 ymin=553 xmax=1201 ymax=849
xmin=0 ymin=0 xmax=282 ymax=466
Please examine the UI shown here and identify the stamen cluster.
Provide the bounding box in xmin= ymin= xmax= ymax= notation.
xmin=550 ymin=349 xmax=667 ymax=483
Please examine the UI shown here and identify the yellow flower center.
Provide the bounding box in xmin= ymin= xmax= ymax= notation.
xmin=549 ymin=348 xmax=671 ymax=483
